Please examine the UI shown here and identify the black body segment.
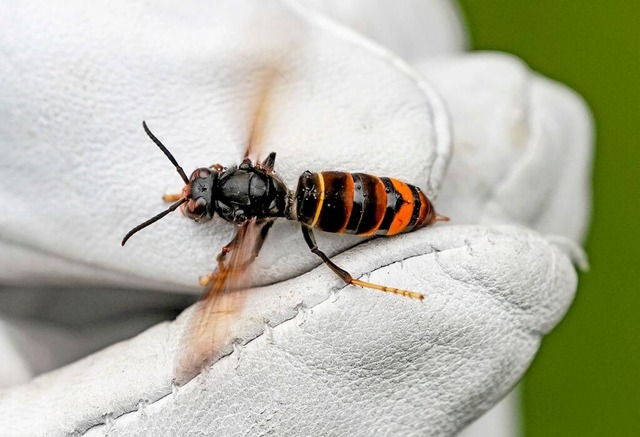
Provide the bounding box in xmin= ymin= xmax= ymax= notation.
xmin=214 ymin=165 xmax=288 ymax=224
xmin=316 ymin=171 xmax=353 ymax=233
xmin=295 ymin=171 xmax=322 ymax=226
xmin=351 ymin=173 xmax=386 ymax=235
xmin=345 ymin=172 xmax=364 ymax=232
xmin=378 ymin=177 xmax=403 ymax=234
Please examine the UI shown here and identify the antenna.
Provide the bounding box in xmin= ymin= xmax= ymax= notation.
xmin=122 ymin=122 xmax=192 ymax=245
xmin=121 ymin=197 xmax=188 ymax=246
xmin=142 ymin=121 xmax=189 ymax=184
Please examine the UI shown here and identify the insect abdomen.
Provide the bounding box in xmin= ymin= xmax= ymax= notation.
xmin=295 ymin=171 xmax=435 ymax=236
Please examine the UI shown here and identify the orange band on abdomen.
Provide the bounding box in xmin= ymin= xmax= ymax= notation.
xmin=387 ymin=178 xmax=414 ymax=235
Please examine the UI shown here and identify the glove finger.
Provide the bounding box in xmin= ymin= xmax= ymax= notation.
xmin=417 ymin=53 xmax=593 ymax=242
xmin=0 ymin=224 xmax=577 ymax=436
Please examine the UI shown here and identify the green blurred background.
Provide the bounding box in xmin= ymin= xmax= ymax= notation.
xmin=456 ymin=1 xmax=639 ymax=435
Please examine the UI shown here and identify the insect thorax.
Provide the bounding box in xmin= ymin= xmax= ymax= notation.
xmin=214 ymin=167 xmax=290 ymax=224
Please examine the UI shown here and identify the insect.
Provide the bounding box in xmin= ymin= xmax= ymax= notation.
xmin=123 ymin=124 xmax=447 ymax=296
xmin=122 ymin=83 xmax=448 ymax=384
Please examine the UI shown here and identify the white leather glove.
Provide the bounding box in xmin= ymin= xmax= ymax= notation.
xmin=0 ymin=1 xmax=592 ymax=436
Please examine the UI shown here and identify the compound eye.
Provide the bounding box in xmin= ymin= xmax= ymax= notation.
xmin=190 ymin=168 xmax=211 ymax=180
xmin=186 ymin=197 xmax=208 ymax=219
xmin=197 ymin=168 xmax=211 ymax=178
xmin=192 ymin=197 xmax=207 ymax=215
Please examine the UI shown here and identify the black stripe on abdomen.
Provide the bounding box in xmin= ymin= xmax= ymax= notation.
xmin=355 ymin=174 xmax=381 ymax=234
xmin=378 ymin=177 xmax=401 ymax=234
xmin=344 ymin=173 xmax=364 ymax=233
xmin=406 ymin=185 xmax=422 ymax=232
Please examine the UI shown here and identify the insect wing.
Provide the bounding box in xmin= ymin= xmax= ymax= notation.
xmin=244 ymin=65 xmax=281 ymax=162
xmin=174 ymin=222 xmax=259 ymax=385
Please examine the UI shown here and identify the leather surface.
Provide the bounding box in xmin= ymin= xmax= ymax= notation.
xmin=0 ymin=0 xmax=451 ymax=290
xmin=0 ymin=226 xmax=578 ymax=436
xmin=420 ymin=54 xmax=593 ymax=243
xmin=0 ymin=0 xmax=592 ymax=436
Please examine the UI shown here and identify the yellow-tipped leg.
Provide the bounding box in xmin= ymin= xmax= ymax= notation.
xmin=200 ymin=272 xmax=424 ymax=300
xmin=350 ymin=278 xmax=424 ymax=300
xmin=163 ymin=193 xmax=182 ymax=203
xmin=300 ymin=226 xmax=424 ymax=301
xmin=198 ymin=267 xmax=251 ymax=287
xmin=199 ymin=273 xmax=217 ymax=287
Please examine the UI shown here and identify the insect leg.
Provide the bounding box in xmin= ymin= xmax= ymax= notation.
xmin=199 ymin=232 xmax=241 ymax=287
xmin=250 ymin=219 xmax=274 ymax=260
xmin=215 ymin=220 xmax=274 ymax=266
xmin=301 ymin=225 xmax=423 ymax=300
xmin=258 ymin=152 xmax=276 ymax=172
xmin=216 ymin=233 xmax=240 ymax=268
xmin=200 ymin=221 xmax=275 ymax=287
xmin=162 ymin=193 xmax=183 ymax=202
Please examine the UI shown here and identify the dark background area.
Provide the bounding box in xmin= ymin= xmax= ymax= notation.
xmin=456 ymin=1 xmax=640 ymax=435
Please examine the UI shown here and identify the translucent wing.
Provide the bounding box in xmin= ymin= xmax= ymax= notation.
xmin=174 ymin=57 xmax=283 ymax=385
xmin=174 ymin=220 xmax=263 ymax=385
xmin=244 ymin=65 xmax=280 ymax=161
